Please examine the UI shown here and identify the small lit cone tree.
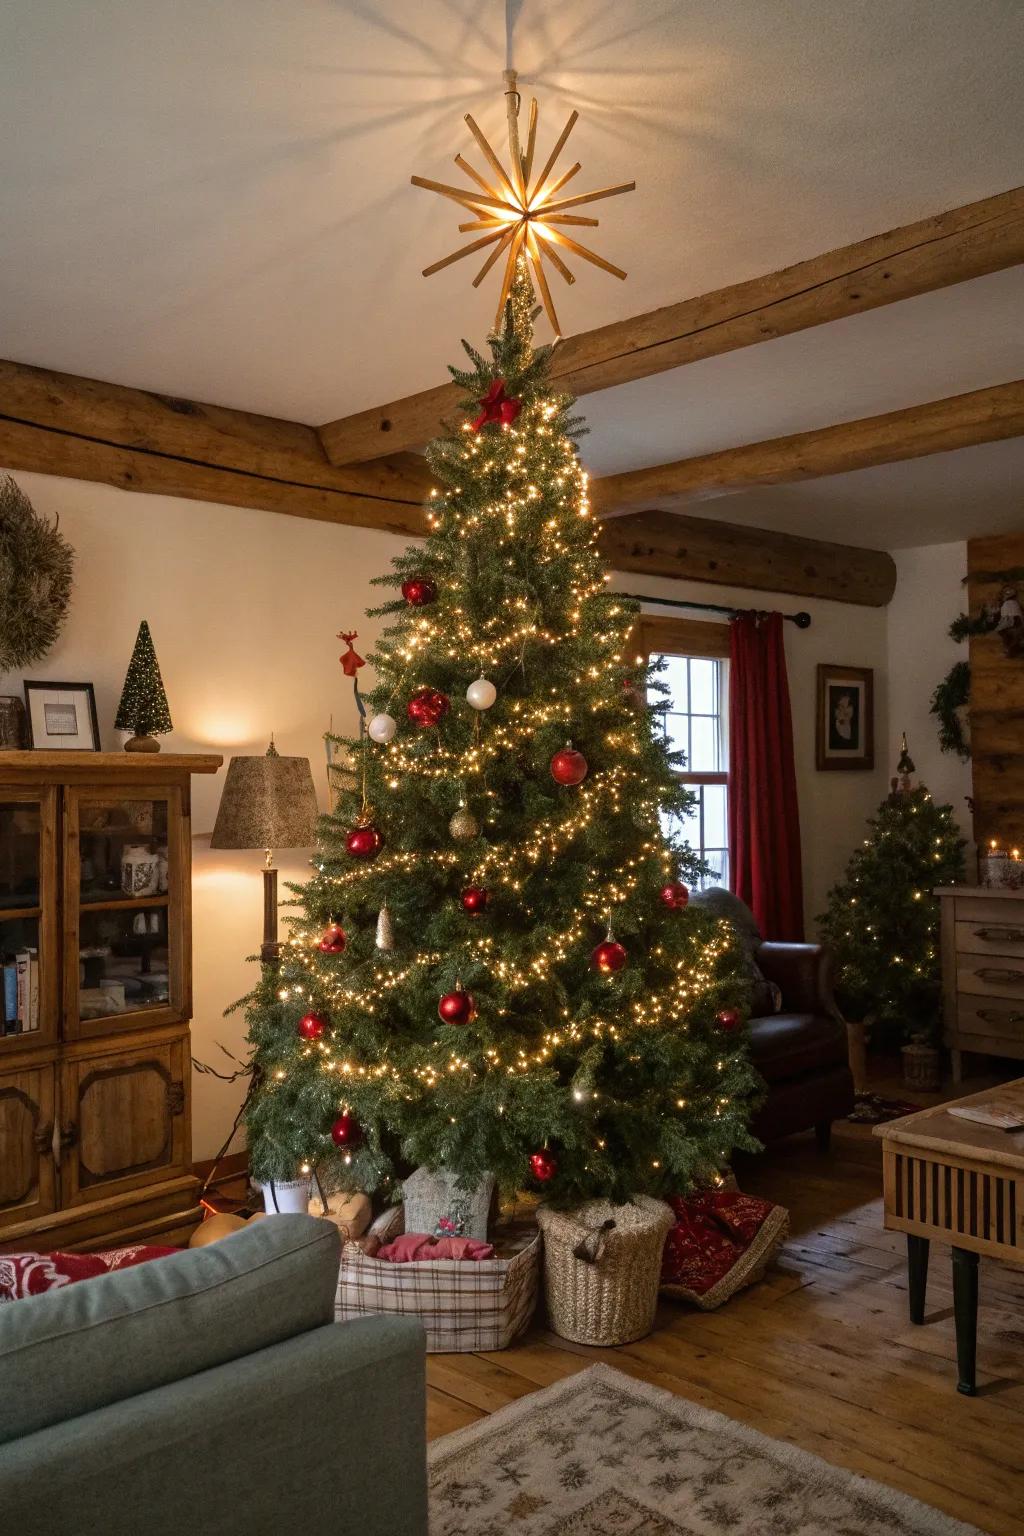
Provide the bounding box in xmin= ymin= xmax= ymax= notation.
xmin=240 ymin=264 xmax=759 ymax=1207
xmin=819 ymin=739 xmax=966 ymax=1046
xmin=114 ymin=619 xmax=173 ymax=753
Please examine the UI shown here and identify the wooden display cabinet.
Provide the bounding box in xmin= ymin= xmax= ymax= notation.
xmin=0 ymin=751 xmax=221 ymax=1252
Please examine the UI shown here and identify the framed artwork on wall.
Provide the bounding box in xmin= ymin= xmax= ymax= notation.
xmin=24 ymin=681 xmax=100 ymax=751
xmin=816 ymin=664 xmax=874 ymax=771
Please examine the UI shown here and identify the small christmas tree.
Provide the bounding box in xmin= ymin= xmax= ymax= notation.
xmin=235 ymin=263 xmax=759 ymax=1208
xmin=115 ymin=620 xmax=173 ymax=753
xmin=819 ymin=736 xmax=966 ymax=1045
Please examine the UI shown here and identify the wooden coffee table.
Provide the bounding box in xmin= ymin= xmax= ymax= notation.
xmin=875 ymin=1079 xmax=1024 ymax=1394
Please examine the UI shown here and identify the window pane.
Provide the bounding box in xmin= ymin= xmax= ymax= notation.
xmin=663 ymin=712 xmax=689 ymax=761
xmin=653 ymin=654 xmax=688 ymax=712
xmin=703 ymin=849 xmax=728 ymax=888
xmin=703 ymin=783 xmax=728 ymax=848
xmin=674 ymin=795 xmax=701 ymax=849
xmin=689 ymin=714 xmax=720 ymax=773
xmin=689 ymin=658 xmax=717 ymax=715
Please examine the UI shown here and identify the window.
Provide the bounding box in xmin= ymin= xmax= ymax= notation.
xmin=637 ymin=618 xmax=730 ymax=890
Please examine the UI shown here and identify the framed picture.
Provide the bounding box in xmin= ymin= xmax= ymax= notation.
xmin=816 ymin=664 xmax=874 ymax=771
xmin=24 ymin=681 xmax=100 ymax=751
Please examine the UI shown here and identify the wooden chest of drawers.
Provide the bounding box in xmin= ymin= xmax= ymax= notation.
xmin=937 ymin=886 xmax=1024 ymax=1081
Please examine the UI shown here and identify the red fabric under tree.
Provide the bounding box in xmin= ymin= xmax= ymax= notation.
xmin=728 ymin=611 xmax=804 ymax=940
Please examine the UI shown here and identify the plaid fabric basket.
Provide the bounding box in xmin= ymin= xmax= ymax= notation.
xmin=334 ymin=1205 xmax=541 ymax=1353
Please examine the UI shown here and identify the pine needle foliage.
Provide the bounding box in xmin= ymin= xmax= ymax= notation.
xmin=818 ymin=776 xmax=965 ymax=1044
xmin=239 ymin=267 xmax=759 ymax=1206
xmin=114 ymin=620 xmax=173 ymax=737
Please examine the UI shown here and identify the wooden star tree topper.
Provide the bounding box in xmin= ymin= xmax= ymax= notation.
xmin=412 ymin=70 xmax=635 ymax=337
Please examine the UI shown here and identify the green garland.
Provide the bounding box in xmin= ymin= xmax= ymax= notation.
xmin=930 ymin=659 xmax=970 ymax=760
xmin=0 ymin=477 xmax=75 ymax=671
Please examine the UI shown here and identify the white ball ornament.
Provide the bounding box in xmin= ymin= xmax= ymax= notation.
xmin=368 ymin=712 xmax=397 ymax=744
xmin=466 ymin=676 xmax=497 ymax=711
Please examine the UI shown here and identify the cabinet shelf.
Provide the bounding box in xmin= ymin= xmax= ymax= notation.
xmin=80 ymin=894 xmax=170 ymax=913
xmin=0 ymin=754 xmax=221 ymax=1251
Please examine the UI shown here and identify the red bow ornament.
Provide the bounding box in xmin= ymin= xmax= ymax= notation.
xmin=471 ymin=378 xmax=521 ymax=432
xmin=337 ymin=631 xmax=365 ymax=678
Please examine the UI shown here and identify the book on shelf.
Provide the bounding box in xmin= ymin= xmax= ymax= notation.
xmin=2 ymin=949 xmax=38 ymax=1033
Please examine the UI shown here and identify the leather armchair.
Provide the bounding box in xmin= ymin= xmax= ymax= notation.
xmin=748 ymin=941 xmax=854 ymax=1148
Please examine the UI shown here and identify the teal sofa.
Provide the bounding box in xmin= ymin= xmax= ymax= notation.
xmin=0 ymin=1215 xmax=428 ymax=1536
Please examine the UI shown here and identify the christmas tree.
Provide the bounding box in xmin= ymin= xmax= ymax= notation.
xmin=818 ymin=737 xmax=966 ymax=1045
xmin=115 ymin=620 xmax=173 ymax=751
xmin=239 ymin=265 xmax=758 ymax=1208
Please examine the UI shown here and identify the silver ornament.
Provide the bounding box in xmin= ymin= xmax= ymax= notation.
xmin=368 ymin=712 xmax=397 ymax=744
xmin=449 ymin=806 xmax=480 ymax=842
xmin=375 ymin=902 xmax=395 ymax=951
xmin=466 ymin=675 xmax=497 ymax=710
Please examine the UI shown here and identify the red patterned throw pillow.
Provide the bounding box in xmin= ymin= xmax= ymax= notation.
xmin=660 ymin=1189 xmax=789 ymax=1311
xmin=0 ymin=1244 xmax=176 ymax=1303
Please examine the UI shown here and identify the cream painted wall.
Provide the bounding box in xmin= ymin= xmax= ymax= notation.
xmin=886 ymin=542 xmax=973 ymax=844
xmin=4 ymin=467 xmax=893 ymax=1157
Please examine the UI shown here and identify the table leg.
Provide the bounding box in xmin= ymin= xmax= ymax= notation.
xmin=952 ymin=1247 xmax=979 ymax=1396
xmin=951 ymin=1049 xmax=963 ymax=1085
xmin=907 ymin=1234 xmax=930 ymax=1324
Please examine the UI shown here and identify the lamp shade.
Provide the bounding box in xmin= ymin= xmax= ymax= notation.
xmin=210 ymin=740 xmax=319 ymax=853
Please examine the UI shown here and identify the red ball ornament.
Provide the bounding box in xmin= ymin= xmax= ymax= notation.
xmin=407 ymin=687 xmax=450 ymax=729
xmin=592 ymin=938 xmax=628 ymax=974
xmin=345 ymin=822 xmax=383 ymax=860
xmin=318 ymin=922 xmax=347 ymax=954
xmin=717 ymin=1008 xmax=742 ymax=1032
xmin=298 ymin=1011 xmax=328 ymax=1041
xmin=460 ymin=885 xmax=489 ymax=915
xmin=437 ymin=985 xmax=476 ymax=1025
xmin=659 ymin=882 xmax=690 ymax=911
xmin=331 ymin=1111 xmax=362 ymax=1148
xmin=529 ymin=1148 xmax=558 ymax=1183
xmin=550 ymin=746 xmax=588 ymax=786
xmin=401 ymin=576 xmax=436 ymax=607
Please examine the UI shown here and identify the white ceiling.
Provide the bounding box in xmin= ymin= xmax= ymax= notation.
xmin=0 ymin=0 xmax=1022 ymax=550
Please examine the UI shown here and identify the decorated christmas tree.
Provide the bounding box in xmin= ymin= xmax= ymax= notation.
xmin=818 ymin=737 xmax=966 ymax=1045
xmin=239 ymin=266 xmax=758 ymax=1208
xmin=115 ymin=619 xmax=173 ymax=752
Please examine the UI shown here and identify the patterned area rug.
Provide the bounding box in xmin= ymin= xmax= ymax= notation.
xmin=847 ymin=1092 xmax=921 ymax=1125
xmin=428 ymin=1364 xmax=980 ymax=1534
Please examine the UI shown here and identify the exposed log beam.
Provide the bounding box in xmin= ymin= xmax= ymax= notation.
xmin=317 ymin=186 xmax=1024 ymax=465
xmin=0 ymin=358 xmax=430 ymax=534
xmin=592 ymin=381 xmax=1024 ymax=514
xmin=600 ymin=511 xmax=897 ymax=607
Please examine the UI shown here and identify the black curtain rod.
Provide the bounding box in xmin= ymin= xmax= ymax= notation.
xmin=619 ymin=592 xmax=812 ymax=629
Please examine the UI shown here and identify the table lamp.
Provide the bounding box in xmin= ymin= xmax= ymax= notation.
xmin=210 ymin=738 xmax=319 ymax=963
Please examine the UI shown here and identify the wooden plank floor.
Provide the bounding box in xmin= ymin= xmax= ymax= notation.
xmin=426 ymin=1125 xmax=1024 ymax=1536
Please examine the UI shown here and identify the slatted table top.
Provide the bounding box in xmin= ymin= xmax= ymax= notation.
xmin=874 ymin=1078 xmax=1024 ymax=1172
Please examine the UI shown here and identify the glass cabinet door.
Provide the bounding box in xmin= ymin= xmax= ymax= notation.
xmin=0 ymin=788 xmax=58 ymax=1048
xmin=63 ymin=786 xmax=186 ymax=1038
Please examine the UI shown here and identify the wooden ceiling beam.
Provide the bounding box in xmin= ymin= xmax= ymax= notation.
xmin=600 ymin=511 xmax=897 ymax=607
xmin=592 ymin=380 xmax=1024 ymax=514
xmin=316 ymin=185 xmax=1024 ymax=465
xmin=0 ymin=358 xmax=431 ymax=534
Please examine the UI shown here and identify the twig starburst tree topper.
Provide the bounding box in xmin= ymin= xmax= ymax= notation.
xmin=412 ymin=69 xmax=635 ymax=337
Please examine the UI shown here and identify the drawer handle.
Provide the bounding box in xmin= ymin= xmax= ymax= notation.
xmin=978 ymin=1008 xmax=1024 ymax=1024
xmin=974 ymin=967 xmax=1024 ymax=984
xmin=974 ymin=926 xmax=1024 ymax=943
xmin=33 ymin=1121 xmax=54 ymax=1156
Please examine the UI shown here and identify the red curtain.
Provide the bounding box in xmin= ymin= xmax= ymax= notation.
xmin=728 ymin=611 xmax=804 ymax=940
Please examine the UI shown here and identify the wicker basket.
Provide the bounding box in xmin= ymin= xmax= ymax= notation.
xmin=334 ymin=1205 xmax=541 ymax=1353
xmin=537 ymin=1196 xmax=674 ymax=1346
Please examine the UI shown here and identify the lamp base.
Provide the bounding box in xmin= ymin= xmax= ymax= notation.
xmin=262 ymin=865 xmax=280 ymax=966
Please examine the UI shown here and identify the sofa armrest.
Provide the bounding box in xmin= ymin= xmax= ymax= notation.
xmin=756 ymin=942 xmax=837 ymax=1017
xmin=0 ymin=1315 xmax=428 ymax=1536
